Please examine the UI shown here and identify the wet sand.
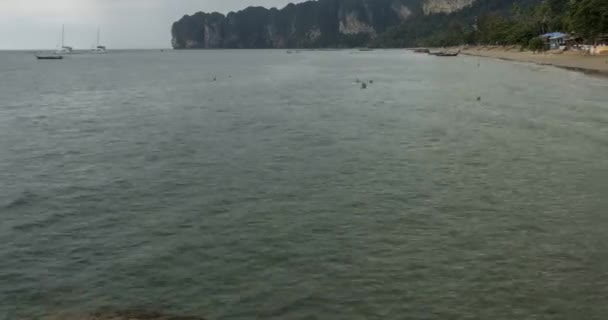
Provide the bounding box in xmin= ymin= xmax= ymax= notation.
xmin=460 ymin=46 xmax=608 ymax=76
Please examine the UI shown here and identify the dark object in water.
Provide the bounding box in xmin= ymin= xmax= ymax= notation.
xmin=4 ymin=191 xmax=37 ymax=209
xmin=93 ymin=310 xmax=205 ymax=320
xmin=361 ymin=83 xmax=367 ymax=89
xmin=47 ymin=309 xmax=206 ymax=320
xmin=369 ymin=80 xmax=374 ymax=84
xmin=430 ymin=51 xmax=459 ymax=57
xmin=414 ymin=48 xmax=430 ymax=53
xmin=36 ymin=55 xmax=63 ymax=60
xmin=477 ymin=96 xmax=481 ymax=101
xmin=355 ymin=78 xmax=361 ymax=83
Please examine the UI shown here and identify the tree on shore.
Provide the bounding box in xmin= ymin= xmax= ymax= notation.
xmin=569 ymin=0 xmax=608 ymax=41
xmin=375 ymin=0 xmax=608 ymax=48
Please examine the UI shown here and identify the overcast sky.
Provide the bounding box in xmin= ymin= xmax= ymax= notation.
xmin=0 ymin=0 xmax=307 ymax=49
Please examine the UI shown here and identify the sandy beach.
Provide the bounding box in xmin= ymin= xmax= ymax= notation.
xmin=460 ymin=46 xmax=608 ymax=76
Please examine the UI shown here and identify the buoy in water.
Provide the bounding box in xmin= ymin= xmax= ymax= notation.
xmin=369 ymin=80 xmax=374 ymax=84
xmin=361 ymin=83 xmax=367 ymax=89
xmin=477 ymin=96 xmax=481 ymax=101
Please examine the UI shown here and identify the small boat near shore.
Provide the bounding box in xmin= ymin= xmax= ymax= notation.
xmin=429 ymin=51 xmax=460 ymax=57
xmin=36 ymin=54 xmax=63 ymax=60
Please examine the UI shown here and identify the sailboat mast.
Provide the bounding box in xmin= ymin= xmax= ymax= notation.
xmin=62 ymin=25 xmax=65 ymax=47
xmin=97 ymin=28 xmax=100 ymax=47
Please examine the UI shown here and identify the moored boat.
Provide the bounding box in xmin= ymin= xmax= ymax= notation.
xmin=429 ymin=51 xmax=460 ymax=57
xmin=36 ymin=55 xmax=63 ymax=60
xmin=55 ymin=25 xmax=74 ymax=55
xmin=90 ymin=28 xmax=108 ymax=53
xmin=433 ymin=52 xmax=459 ymax=57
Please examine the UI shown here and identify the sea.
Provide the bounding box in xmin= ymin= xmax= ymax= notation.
xmin=1 ymin=49 xmax=607 ymax=320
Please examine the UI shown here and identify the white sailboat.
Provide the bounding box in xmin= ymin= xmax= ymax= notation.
xmin=55 ymin=25 xmax=73 ymax=54
xmin=90 ymin=28 xmax=107 ymax=53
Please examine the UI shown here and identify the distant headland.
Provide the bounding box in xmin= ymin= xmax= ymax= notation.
xmin=170 ymin=0 xmax=535 ymax=49
xmin=171 ymin=0 xmax=608 ymax=63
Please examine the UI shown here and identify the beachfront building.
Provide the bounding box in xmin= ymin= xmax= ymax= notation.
xmin=540 ymin=32 xmax=568 ymax=50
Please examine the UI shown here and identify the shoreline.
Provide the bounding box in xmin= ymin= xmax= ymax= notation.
xmin=458 ymin=47 xmax=608 ymax=77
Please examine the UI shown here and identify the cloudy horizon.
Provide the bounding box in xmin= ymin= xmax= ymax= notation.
xmin=0 ymin=0 xmax=307 ymax=50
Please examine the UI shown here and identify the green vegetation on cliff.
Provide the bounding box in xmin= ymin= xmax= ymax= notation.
xmin=378 ymin=0 xmax=608 ymax=48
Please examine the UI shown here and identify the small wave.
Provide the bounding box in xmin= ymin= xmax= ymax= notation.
xmin=4 ymin=191 xmax=37 ymax=209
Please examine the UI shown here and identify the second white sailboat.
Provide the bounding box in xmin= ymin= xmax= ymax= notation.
xmin=90 ymin=28 xmax=107 ymax=53
xmin=55 ymin=25 xmax=74 ymax=54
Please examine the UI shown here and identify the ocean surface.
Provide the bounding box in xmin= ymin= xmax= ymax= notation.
xmin=1 ymin=50 xmax=607 ymax=320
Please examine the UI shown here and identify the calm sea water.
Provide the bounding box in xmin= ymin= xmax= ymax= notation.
xmin=1 ymin=50 xmax=608 ymax=320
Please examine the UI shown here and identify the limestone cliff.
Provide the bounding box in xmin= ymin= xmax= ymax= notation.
xmin=171 ymin=0 xmax=423 ymax=49
xmin=171 ymin=0 xmax=540 ymax=49
xmin=423 ymin=0 xmax=475 ymax=14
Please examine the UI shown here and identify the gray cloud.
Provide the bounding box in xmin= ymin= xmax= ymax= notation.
xmin=0 ymin=0 xmax=306 ymax=49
